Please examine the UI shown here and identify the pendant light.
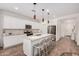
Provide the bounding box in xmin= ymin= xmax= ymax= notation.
xmin=47 ymin=9 xmax=50 ymax=24
xmin=42 ymin=9 xmax=45 ymax=22
xmin=48 ymin=20 xmax=49 ymax=24
xmin=32 ymin=3 xmax=37 ymax=20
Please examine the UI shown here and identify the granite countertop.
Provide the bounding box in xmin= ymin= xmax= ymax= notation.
xmin=3 ymin=33 xmax=26 ymax=36
xmin=27 ymin=34 xmax=53 ymax=41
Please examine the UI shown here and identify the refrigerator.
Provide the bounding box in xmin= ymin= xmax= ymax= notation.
xmin=47 ymin=25 xmax=56 ymax=35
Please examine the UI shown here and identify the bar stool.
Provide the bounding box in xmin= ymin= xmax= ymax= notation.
xmin=46 ymin=36 xmax=53 ymax=53
xmin=33 ymin=39 xmax=46 ymax=56
xmin=33 ymin=36 xmax=55 ymax=56
xmin=43 ymin=37 xmax=49 ymax=56
xmin=39 ymin=37 xmax=50 ymax=56
xmin=39 ymin=39 xmax=46 ymax=56
xmin=33 ymin=43 xmax=41 ymax=56
xmin=44 ymin=35 xmax=56 ymax=55
xmin=42 ymin=37 xmax=52 ymax=55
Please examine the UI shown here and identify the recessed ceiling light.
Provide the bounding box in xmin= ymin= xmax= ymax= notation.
xmin=14 ymin=7 xmax=19 ymax=10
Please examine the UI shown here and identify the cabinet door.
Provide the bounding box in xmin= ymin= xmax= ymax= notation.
xmin=3 ymin=15 xmax=25 ymax=29
xmin=3 ymin=35 xmax=24 ymax=48
xmin=4 ymin=36 xmax=18 ymax=48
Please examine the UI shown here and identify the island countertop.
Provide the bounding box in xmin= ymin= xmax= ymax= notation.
xmin=27 ymin=34 xmax=53 ymax=41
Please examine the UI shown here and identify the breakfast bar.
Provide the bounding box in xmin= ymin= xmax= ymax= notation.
xmin=23 ymin=34 xmax=55 ymax=56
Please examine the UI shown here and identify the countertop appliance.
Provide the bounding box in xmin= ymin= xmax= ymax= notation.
xmin=24 ymin=25 xmax=33 ymax=36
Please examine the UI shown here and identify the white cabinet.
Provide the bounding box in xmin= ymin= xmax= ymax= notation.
xmin=3 ymin=35 xmax=27 ymax=49
xmin=3 ymin=15 xmax=41 ymax=29
xmin=0 ymin=13 xmax=4 ymax=47
xmin=3 ymin=15 xmax=26 ymax=29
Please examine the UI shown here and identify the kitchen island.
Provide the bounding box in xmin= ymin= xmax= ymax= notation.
xmin=23 ymin=34 xmax=55 ymax=56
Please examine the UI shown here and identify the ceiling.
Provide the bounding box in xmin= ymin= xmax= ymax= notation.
xmin=0 ymin=3 xmax=79 ymax=21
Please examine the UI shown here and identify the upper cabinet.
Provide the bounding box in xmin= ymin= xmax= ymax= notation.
xmin=3 ymin=15 xmax=25 ymax=29
xmin=3 ymin=15 xmax=41 ymax=29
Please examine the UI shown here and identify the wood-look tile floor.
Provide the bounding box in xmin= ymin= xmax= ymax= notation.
xmin=0 ymin=37 xmax=79 ymax=56
xmin=0 ymin=44 xmax=26 ymax=56
xmin=49 ymin=37 xmax=79 ymax=56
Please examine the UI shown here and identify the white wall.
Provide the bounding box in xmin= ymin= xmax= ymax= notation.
xmin=75 ymin=17 xmax=79 ymax=45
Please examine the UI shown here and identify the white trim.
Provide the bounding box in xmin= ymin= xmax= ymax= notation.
xmin=55 ymin=13 xmax=79 ymax=21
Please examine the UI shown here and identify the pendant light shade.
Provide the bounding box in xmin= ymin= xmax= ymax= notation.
xmin=32 ymin=3 xmax=37 ymax=20
xmin=42 ymin=9 xmax=44 ymax=11
xmin=42 ymin=9 xmax=45 ymax=22
xmin=48 ymin=20 xmax=50 ymax=24
xmin=47 ymin=10 xmax=50 ymax=24
xmin=33 ymin=14 xmax=36 ymax=19
xmin=33 ymin=3 xmax=37 ymax=5
xmin=42 ymin=18 xmax=44 ymax=22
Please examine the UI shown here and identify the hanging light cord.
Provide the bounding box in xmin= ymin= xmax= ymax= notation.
xmin=47 ymin=12 xmax=50 ymax=23
xmin=42 ymin=9 xmax=45 ymax=22
xmin=32 ymin=3 xmax=37 ymax=19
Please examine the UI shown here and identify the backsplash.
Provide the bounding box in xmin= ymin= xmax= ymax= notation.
xmin=3 ymin=29 xmax=24 ymax=36
xmin=3 ymin=29 xmax=40 ymax=36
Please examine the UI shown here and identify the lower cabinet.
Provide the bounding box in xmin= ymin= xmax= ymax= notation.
xmin=3 ymin=35 xmax=26 ymax=49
